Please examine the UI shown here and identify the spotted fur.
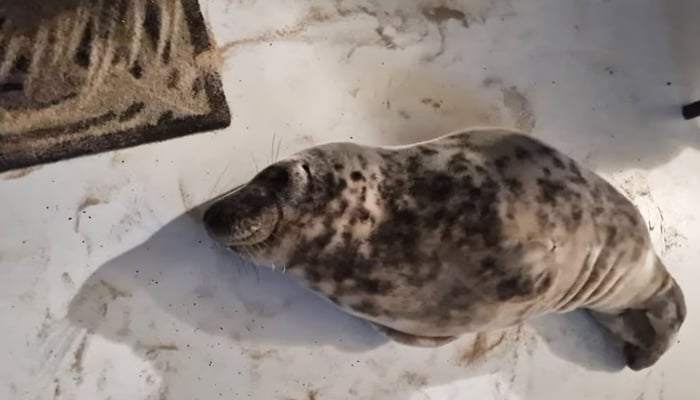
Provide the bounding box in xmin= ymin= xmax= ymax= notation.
xmin=203 ymin=128 xmax=685 ymax=370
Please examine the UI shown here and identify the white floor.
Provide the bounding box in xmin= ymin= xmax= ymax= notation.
xmin=2 ymin=0 xmax=700 ymax=399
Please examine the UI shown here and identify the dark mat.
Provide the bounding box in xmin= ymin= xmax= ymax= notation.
xmin=0 ymin=0 xmax=230 ymax=172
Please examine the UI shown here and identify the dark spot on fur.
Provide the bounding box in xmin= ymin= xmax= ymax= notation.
xmin=514 ymin=146 xmax=531 ymax=160
xmin=542 ymin=167 xmax=551 ymax=177
xmin=359 ymin=186 xmax=367 ymax=202
xmin=352 ymin=207 xmax=371 ymax=222
xmin=536 ymin=143 xmax=556 ymax=156
xmin=496 ymin=276 xmax=533 ymax=301
xmin=337 ymin=199 xmax=349 ymax=215
xmin=568 ymin=160 xmax=586 ymax=184
xmin=494 ymin=156 xmax=510 ymax=171
xmin=572 ymin=207 xmax=583 ymax=223
xmin=355 ymin=278 xmax=394 ymax=294
xmin=504 ymin=178 xmax=523 ymax=195
xmin=551 ymin=156 xmax=566 ymax=169
xmin=536 ymin=178 xmax=566 ymax=205
xmin=355 ymin=299 xmax=380 ymax=315
xmin=357 ymin=154 xmax=368 ymax=169
xmin=406 ymin=154 xmax=422 ymax=174
xmin=536 ymin=209 xmax=550 ymax=228
xmin=621 ymin=211 xmax=639 ymax=226
xmin=480 ymin=256 xmax=497 ymax=270
xmin=447 ymin=152 xmax=470 ymax=173
xmin=410 ymin=173 xmax=454 ymax=202
xmin=332 ymin=264 xmax=355 ymax=283
xmin=333 ymin=163 xmax=344 ymax=171
xmin=350 ymin=171 xmax=365 ymax=181
xmin=420 ymin=147 xmax=439 ymax=156
xmin=307 ymin=269 xmax=323 ymax=283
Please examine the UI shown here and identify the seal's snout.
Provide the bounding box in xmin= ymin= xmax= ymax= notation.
xmin=203 ymin=202 xmax=232 ymax=238
xmin=202 ymin=184 xmax=281 ymax=247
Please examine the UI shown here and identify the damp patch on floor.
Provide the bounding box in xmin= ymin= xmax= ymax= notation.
xmin=0 ymin=0 xmax=230 ymax=172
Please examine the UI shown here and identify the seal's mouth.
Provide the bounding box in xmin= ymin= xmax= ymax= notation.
xmin=225 ymin=205 xmax=280 ymax=247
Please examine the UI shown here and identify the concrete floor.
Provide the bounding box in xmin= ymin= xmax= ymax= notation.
xmin=2 ymin=0 xmax=700 ymax=399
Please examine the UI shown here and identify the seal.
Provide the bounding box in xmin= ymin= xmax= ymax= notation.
xmin=202 ymin=128 xmax=686 ymax=370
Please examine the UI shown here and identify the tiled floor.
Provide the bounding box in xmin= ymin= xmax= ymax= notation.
xmin=1 ymin=0 xmax=699 ymax=399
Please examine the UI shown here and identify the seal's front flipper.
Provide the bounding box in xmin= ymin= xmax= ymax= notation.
xmin=370 ymin=323 xmax=458 ymax=347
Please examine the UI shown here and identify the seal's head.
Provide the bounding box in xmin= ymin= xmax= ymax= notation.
xmin=203 ymin=161 xmax=304 ymax=259
xmin=202 ymin=148 xmax=346 ymax=266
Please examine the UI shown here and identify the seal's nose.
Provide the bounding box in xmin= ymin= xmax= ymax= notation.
xmin=203 ymin=204 xmax=230 ymax=238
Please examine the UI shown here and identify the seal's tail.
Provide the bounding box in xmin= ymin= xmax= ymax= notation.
xmin=589 ymin=268 xmax=686 ymax=371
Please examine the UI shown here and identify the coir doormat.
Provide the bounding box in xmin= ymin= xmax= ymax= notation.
xmin=0 ymin=0 xmax=230 ymax=172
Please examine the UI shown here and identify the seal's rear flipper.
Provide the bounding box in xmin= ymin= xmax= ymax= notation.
xmin=370 ymin=323 xmax=458 ymax=347
xmin=589 ymin=277 xmax=686 ymax=371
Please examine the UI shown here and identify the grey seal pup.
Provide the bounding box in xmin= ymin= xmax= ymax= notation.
xmin=202 ymin=128 xmax=686 ymax=370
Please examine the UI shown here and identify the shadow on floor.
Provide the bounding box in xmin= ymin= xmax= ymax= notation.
xmin=62 ymin=201 xmax=625 ymax=399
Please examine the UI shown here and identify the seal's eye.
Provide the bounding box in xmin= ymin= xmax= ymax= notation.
xmin=255 ymin=165 xmax=290 ymax=189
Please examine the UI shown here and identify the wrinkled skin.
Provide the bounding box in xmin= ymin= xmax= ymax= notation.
xmin=203 ymin=128 xmax=686 ymax=370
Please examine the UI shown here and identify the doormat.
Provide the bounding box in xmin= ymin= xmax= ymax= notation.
xmin=0 ymin=0 xmax=230 ymax=172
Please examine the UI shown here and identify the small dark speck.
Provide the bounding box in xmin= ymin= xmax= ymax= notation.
xmin=121 ymin=160 xmax=125 ymax=164
xmin=21 ymin=240 xmax=26 ymax=244
xmin=666 ymin=82 xmax=672 ymax=86
xmin=208 ymin=361 xmax=213 ymax=367
xmin=68 ymin=217 xmax=73 ymax=221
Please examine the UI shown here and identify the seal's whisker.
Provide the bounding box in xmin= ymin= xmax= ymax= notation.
xmin=274 ymin=134 xmax=283 ymax=163
xmin=210 ymin=159 xmax=233 ymax=197
xmin=270 ymin=132 xmax=276 ymax=164
xmin=250 ymin=154 xmax=260 ymax=173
